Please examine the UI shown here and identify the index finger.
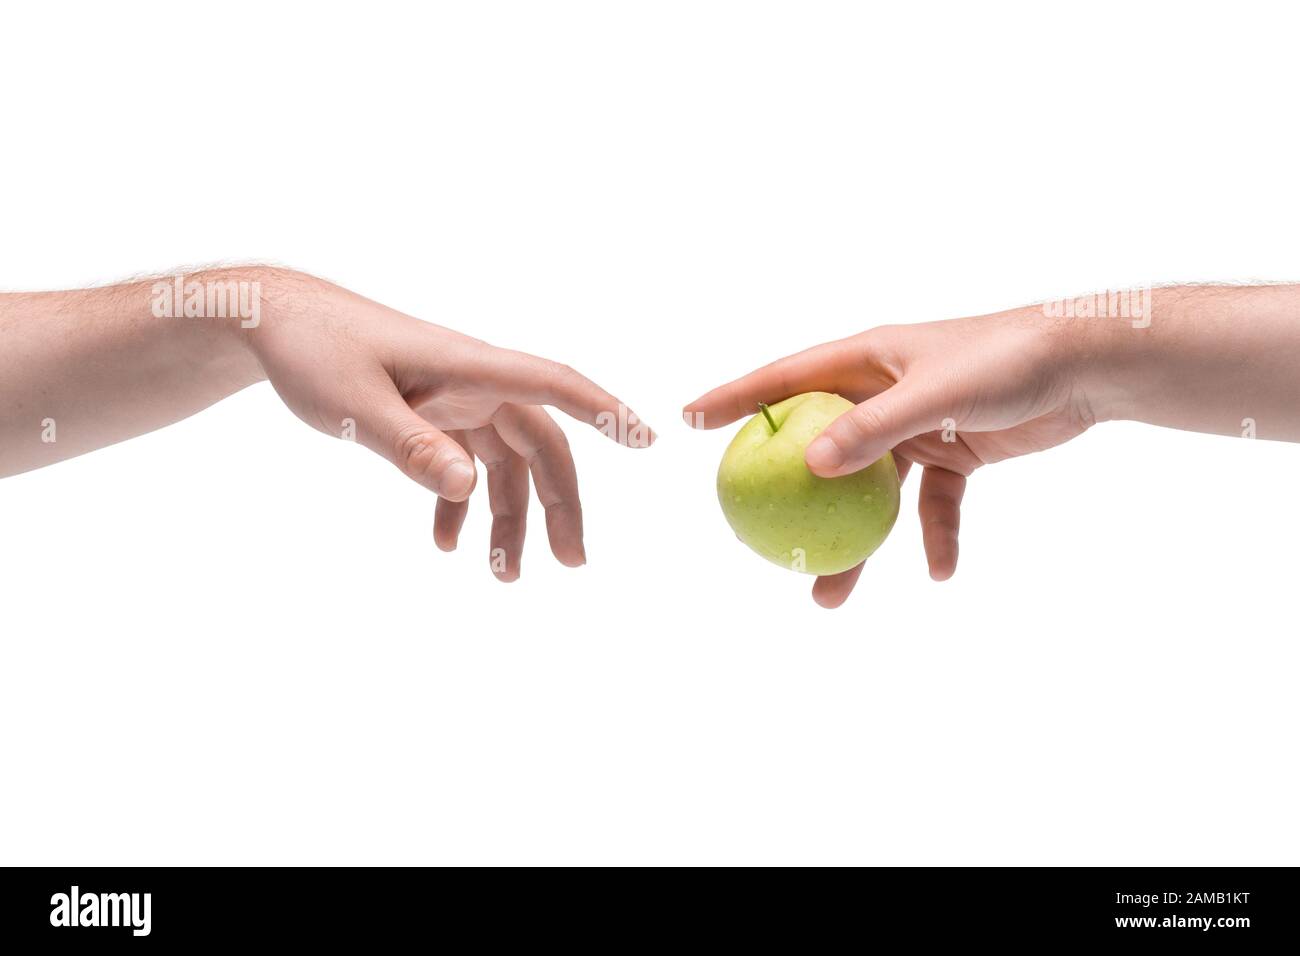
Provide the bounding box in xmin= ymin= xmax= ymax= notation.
xmin=464 ymin=347 xmax=655 ymax=449
xmin=682 ymin=338 xmax=865 ymax=430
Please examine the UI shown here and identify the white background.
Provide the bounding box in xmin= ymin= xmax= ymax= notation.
xmin=2 ymin=1 xmax=1298 ymax=865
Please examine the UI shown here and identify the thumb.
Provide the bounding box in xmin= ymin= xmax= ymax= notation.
xmin=805 ymin=378 xmax=950 ymax=477
xmin=358 ymin=387 xmax=478 ymax=500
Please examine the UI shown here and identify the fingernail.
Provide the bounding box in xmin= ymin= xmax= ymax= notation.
xmin=805 ymin=436 xmax=844 ymax=472
xmin=442 ymin=460 xmax=475 ymax=498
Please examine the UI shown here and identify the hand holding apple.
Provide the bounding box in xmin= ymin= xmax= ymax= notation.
xmin=685 ymin=313 xmax=1095 ymax=606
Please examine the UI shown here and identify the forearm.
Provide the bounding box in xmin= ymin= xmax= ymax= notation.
xmin=0 ymin=269 xmax=266 ymax=477
xmin=1066 ymin=284 xmax=1300 ymax=440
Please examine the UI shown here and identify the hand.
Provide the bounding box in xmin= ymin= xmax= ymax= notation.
xmin=249 ymin=272 xmax=654 ymax=579
xmin=684 ymin=308 xmax=1095 ymax=606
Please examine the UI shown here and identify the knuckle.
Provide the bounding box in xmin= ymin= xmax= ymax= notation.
xmin=923 ymin=512 xmax=961 ymax=537
xmin=489 ymin=502 xmax=518 ymax=520
xmin=523 ymin=425 xmax=570 ymax=468
xmin=853 ymin=326 xmax=907 ymax=378
xmin=847 ymin=402 xmax=889 ymax=438
xmin=394 ymin=425 xmax=452 ymax=481
xmin=543 ymin=498 xmax=582 ymax=521
xmin=394 ymin=426 xmax=433 ymax=476
xmin=477 ymin=447 xmax=513 ymax=469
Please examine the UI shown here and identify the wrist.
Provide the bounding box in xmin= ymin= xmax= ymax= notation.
xmin=1041 ymin=293 xmax=1154 ymax=424
xmin=225 ymin=266 xmax=343 ymax=377
xmin=195 ymin=265 xmax=351 ymax=386
xmin=141 ymin=266 xmax=274 ymax=388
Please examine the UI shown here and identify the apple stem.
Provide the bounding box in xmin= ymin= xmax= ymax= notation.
xmin=758 ymin=402 xmax=777 ymax=433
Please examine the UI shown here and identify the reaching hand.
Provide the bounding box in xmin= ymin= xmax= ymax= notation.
xmin=685 ymin=308 xmax=1095 ymax=606
xmin=250 ymin=273 xmax=654 ymax=579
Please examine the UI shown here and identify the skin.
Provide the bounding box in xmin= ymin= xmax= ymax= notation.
xmin=685 ymin=285 xmax=1300 ymax=608
xmin=8 ymin=274 xmax=1300 ymax=604
xmin=0 ymin=267 xmax=654 ymax=580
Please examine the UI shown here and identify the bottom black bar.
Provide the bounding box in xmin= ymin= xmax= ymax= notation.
xmin=0 ymin=867 xmax=1294 ymax=946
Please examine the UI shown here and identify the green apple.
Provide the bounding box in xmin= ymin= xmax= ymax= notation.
xmin=717 ymin=392 xmax=900 ymax=575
